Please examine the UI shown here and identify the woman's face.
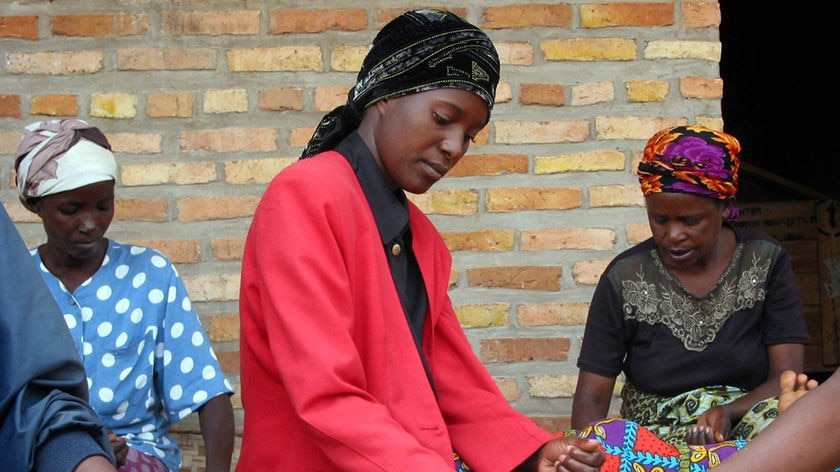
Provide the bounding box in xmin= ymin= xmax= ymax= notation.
xmin=31 ymin=180 xmax=115 ymax=261
xmin=645 ymin=192 xmax=730 ymax=271
xmin=371 ymin=87 xmax=489 ymax=194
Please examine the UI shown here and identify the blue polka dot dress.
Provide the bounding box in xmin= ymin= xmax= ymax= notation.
xmin=32 ymin=240 xmax=234 ymax=472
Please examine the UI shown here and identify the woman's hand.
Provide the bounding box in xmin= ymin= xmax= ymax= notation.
xmin=538 ymin=436 xmax=605 ymax=472
xmin=686 ymin=406 xmax=731 ymax=444
xmin=107 ymin=430 xmax=128 ymax=468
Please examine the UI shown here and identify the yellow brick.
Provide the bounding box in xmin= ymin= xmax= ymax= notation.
xmin=410 ymin=189 xmax=478 ymax=216
xmin=107 ymin=133 xmax=162 ymax=154
xmin=204 ymin=89 xmax=249 ymax=113
xmin=572 ymin=259 xmax=611 ymax=285
xmin=182 ymin=273 xmax=241 ymax=302
xmin=330 ymin=45 xmax=366 ymax=72
xmin=518 ymin=302 xmax=589 ymax=326
xmin=121 ymin=163 xmax=217 ymax=186
xmin=535 ymin=150 xmax=625 ymax=174
xmin=644 ymin=40 xmax=721 ymax=61
xmin=626 ymin=80 xmax=669 ymax=102
xmin=454 ymin=303 xmax=510 ymax=328
xmin=589 ymin=184 xmax=645 ymax=207
xmin=227 ymin=47 xmax=322 ymax=72
xmin=528 ymin=374 xmax=578 ymax=398
xmin=117 ymin=48 xmax=216 ymax=71
xmin=570 ymin=81 xmax=614 ymax=106
xmin=90 ymin=93 xmax=137 ymax=118
xmin=7 ymin=51 xmax=103 ymax=74
xmin=494 ymin=120 xmax=589 ymax=144
xmin=224 ymin=157 xmax=295 ymax=184
xmin=496 ymin=42 xmax=534 ymax=66
xmin=441 ymin=229 xmax=515 ymax=252
xmin=541 ymin=38 xmax=636 ymax=61
xmin=626 ymin=222 xmax=652 ymax=244
xmin=595 ymin=116 xmax=685 ymax=140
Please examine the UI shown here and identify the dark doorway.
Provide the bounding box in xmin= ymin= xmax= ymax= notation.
xmin=719 ymin=1 xmax=839 ymax=203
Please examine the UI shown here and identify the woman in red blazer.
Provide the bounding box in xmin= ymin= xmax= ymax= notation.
xmin=236 ymin=9 xmax=604 ymax=472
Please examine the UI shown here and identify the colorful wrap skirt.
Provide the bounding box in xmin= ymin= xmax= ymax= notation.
xmin=620 ymin=383 xmax=778 ymax=446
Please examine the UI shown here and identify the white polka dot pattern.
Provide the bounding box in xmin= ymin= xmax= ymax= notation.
xmin=31 ymin=241 xmax=233 ymax=472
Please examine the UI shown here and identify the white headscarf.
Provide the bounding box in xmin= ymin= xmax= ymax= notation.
xmin=15 ymin=119 xmax=117 ymax=200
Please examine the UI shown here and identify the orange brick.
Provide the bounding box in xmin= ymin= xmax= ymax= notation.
xmin=447 ymin=153 xmax=529 ymax=177
xmin=580 ymin=3 xmax=674 ymax=28
xmin=0 ymin=95 xmax=21 ymax=118
xmin=682 ymin=1 xmax=721 ymax=28
xmin=521 ymin=228 xmax=615 ymax=251
xmin=441 ymin=229 xmax=515 ymax=252
xmin=268 ymin=9 xmax=367 ymax=34
xmin=485 ymin=188 xmax=582 ymax=212
xmin=125 ymin=239 xmax=201 ymax=264
xmin=115 ymin=199 xmax=168 ymax=222
xmin=208 ymin=314 xmax=240 ymax=342
xmin=374 ymin=8 xmax=467 ymax=28
xmin=180 ymin=128 xmax=277 ymax=153
xmin=51 ymin=14 xmax=149 ymax=36
xmin=518 ymin=302 xmax=590 ymax=327
xmin=467 ymin=266 xmax=562 ymax=291
xmin=482 ymin=4 xmax=572 ymax=29
xmin=259 ymin=88 xmax=304 ymax=111
xmin=480 ymin=337 xmax=571 ymax=363
xmin=177 ymin=196 xmax=260 ymax=221
xmin=163 ymin=11 xmax=260 ymax=36
xmin=210 ymin=238 xmax=246 ymax=261
xmin=680 ymin=76 xmax=723 ymax=99
xmin=216 ymin=350 xmax=240 ymax=375
xmin=520 ymin=84 xmax=565 ymax=106
xmin=147 ymin=92 xmax=194 ymax=118
xmin=30 ymin=94 xmax=78 ymax=116
xmin=0 ymin=15 xmax=38 ymax=39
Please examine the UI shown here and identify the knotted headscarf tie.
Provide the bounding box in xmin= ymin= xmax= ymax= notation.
xmin=301 ymin=9 xmax=500 ymax=158
xmin=15 ymin=119 xmax=117 ymax=201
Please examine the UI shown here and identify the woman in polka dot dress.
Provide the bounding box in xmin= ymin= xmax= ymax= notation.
xmin=14 ymin=119 xmax=235 ymax=472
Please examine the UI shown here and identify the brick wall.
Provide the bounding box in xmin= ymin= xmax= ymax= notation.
xmin=0 ymin=0 xmax=723 ymax=445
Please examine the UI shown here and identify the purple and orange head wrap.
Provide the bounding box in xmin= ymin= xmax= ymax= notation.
xmin=638 ymin=125 xmax=741 ymax=219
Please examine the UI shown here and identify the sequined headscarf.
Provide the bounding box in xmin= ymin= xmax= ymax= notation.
xmin=638 ymin=125 xmax=741 ymax=219
xmin=15 ymin=119 xmax=117 ymax=201
xmin=300 ymin=9 xmax=501 ymax=159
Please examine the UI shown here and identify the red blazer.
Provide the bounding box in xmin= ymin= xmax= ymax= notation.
xmin=237 ymin=151 xmax=552 ymax=471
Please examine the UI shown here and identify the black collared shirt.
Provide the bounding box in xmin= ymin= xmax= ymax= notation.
xmin=334 ymin=132 xmax=429 ymax=348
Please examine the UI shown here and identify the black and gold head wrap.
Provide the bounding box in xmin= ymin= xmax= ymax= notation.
xmin=300 ymin=9 xmax=501 ymax=159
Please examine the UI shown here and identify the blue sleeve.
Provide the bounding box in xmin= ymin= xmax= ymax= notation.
xmin=0 ymin=206 xmax=116 ymax=471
